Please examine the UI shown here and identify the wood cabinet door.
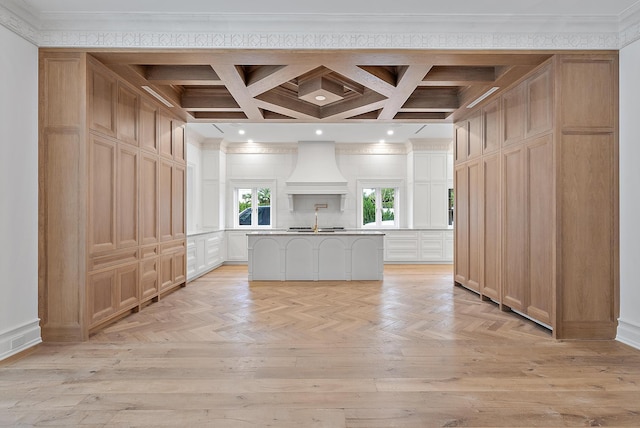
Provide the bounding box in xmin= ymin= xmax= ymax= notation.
xmin=116 ymin=83 xmax=139 ymax=145
xmin=454 ymin=164 xmax=469 ymax=286
xmin=159 ymin=160 xmax=173 ymax=242
xmin=140 ymin=153 xmax=159 ymax=245
xmin=173 ymin=120 xmax=186 ymax=164
xmin=480 ymin=153 xmax=501 ymax=301
xmin=172 ymin=164 xmax=186 ymax=240
xmin=525 ymin=64 xmax=553 ymax=138
xmin=502 ymin=82 xmax=525 ymax=146
xmin=159 ymin=114 xmax=173 ymax=159
xmin=483 ymin=98 xmax=501 ymax=154
xmin=88 ymin=269 xmax=117 ymax=326
xmin=454 ymin=122 xmax=468 ymax=164
xmin=140 ymin=99 xmax=158 ymax=153
xmin=502 ymin=145 xmax=526 ymax=311
xmin=468 ymin=111 xmax=482 ymax=160
xmin=526 ymin=135 xmax=554 ymax=325
xmin=159 ymin=253 xmax=174 ymax=290
xmin=89 ymin=135 xmax=117 ymax=254
xmin=174 ymin=250 xmax=186 ymax=284
xmin=140 ymin=257 xmax=159 ymax=301
xmin=467 ymin=160 xmax=481 ymax=292
xmin=117 ymin=262 xmax=139 ymax=309
xmin=117 ymin=144 xmax=138 ymax=248
xmin=88 ymin=65 xmax=117 ymax=137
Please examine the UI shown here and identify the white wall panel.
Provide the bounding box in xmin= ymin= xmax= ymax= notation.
xmin=619 ymin=38 xmax=640 ymax=350
xmin=0 ymin=25 xmax=40 ymax=360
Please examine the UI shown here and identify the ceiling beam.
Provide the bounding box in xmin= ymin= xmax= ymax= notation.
xmin=378 ymin=65 xmax=433 ymax=120
xmin=323 ymin=62 xmax=396 ymax=98
xmin=144 ymin=65 xmax=221 ymax=85
xmin=247 ymin=64 xmax=321 ymax=97
xmin=421 ymin=66 xmax=496 ymax=85
xmin=321 ymin=89 xmax=387 ymax=120
xmin=210 ymin=64 xmax=263 ymax=121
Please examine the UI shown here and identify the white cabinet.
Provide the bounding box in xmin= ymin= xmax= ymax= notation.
xmin=412 ymin=151 xmax=454 ymax=229
xmin=384 ymin=229 xmax=453 ymax=263
xmin=384 ymin=231 xmax=420 ymax=262
xmin=186 ymin=231 xmax=225 ymax=281
xmin=226 ymin=230 xmax=248 ymax=262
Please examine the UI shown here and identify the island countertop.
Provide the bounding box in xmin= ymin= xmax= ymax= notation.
xmin=246 ymin=230 xmax=385 ymax=236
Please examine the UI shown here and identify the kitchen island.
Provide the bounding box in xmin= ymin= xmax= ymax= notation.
xmin=247 ymin=231 xmax=384 ymax=281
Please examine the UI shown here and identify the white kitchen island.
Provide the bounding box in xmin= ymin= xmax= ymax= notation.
xmin=247 ymin=231 xmax=385 ymax=281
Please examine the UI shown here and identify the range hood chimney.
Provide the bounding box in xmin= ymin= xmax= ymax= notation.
xmin=285 ymin=141 xmax=348 ymax=211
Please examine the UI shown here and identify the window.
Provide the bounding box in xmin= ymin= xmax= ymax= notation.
xmin=235 ymin=187 xmax=272 ymax=227
xmin=362 ymin=187 xmax=397 ymax=228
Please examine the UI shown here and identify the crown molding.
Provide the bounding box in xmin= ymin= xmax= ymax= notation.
xmin=336 ymin=143 xmax=409 ymax=155
xmin=409 ymin=139 xmax=454 ymax=152
xmin=35 ymin=29 xmax=621 ymax=50
xmin=2 ymin=3 xmax=639 ymax=49
xmin=200 ymin=138 xmax=224 ymax=151
xmin=620 ymin=2 xmax=640 ymax=48
xmin=0 ymin=4 xmax=39 ymax=45
xmin=224 ymin=142 xmax=297 ymax=154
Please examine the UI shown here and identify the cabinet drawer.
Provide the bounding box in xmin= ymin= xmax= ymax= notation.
xmin=420 ymin=231 xmax=444 ymax=240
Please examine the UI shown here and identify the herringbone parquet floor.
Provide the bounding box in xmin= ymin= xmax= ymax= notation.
xmin=2 ymin=264 xmax=640 ymax=427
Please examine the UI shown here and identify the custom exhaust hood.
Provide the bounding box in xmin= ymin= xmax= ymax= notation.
xmin=285 ymin=141 xmax=348 ymax=211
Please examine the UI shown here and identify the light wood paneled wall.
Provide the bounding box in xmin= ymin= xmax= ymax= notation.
xmin=454 ymin=53 xmax=619 ymax=340
xmin=39 ymin=51 xmax=187 ymax=341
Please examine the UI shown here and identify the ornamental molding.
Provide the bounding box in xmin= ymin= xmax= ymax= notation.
xmin=224 ymin=143 xmax=297 ymax=154
xmin=207 ymin=141 xmax=411 ymax=155
xmin=36 ymin=30 xmax=622 ymax=50
xmin=2 ymin=4 xmax=639 ymax=50
xmin=410 ymin=139 xmax=453 ymax=152
xmin=0 ymin=4 xmax=39 ymax=45
xmin=336 ymin=143 xmax=410 ymax=155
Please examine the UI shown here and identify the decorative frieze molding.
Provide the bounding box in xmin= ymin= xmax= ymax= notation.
xmin=214 ymin=141 xmax=412 ymax=155
xmin=224 ymin=142 xmax=297 ymax=154
xmin=336 ymin=143 xmax=410 ymax=155
xmin=409 ymin=139 xmax=453 ymax=152
xmin=1 ymin=3 xmax=638 ymax=50
xmin=35 ymin=30 xmax=622 ymax=50
xmin=200 ymin=138 xmax=224 ymax=151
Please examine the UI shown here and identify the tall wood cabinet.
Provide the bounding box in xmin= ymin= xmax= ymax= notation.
xmin=39 ymin=52 xmax=187 ymax=341
xmin=454 ymin=54 xmax=619 ymax=339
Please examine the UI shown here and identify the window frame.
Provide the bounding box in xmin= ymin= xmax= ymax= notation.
xmin=357 ymin=179 xmax=402 ymax=229
xmin=231 ymin=180 xmax=276 ymax=229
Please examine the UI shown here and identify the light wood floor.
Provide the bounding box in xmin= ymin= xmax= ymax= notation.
xmin=2 ymin=265 xmax=640 ymax=427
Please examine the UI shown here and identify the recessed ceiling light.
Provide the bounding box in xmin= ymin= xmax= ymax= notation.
xmin=379 ymin=139 xmax=385 ymax=144
xmin=238 ymin=129 xmax=245 ymax=135
xmin=315 ymin=129 xmax=323 ymax=135
xmin=315 ymin=95 xmax=327 ymax=101
xmin=387 ymin=130 xmax=394 ymax=136
xmin=248 ymin=139 xmax=254 ymax=144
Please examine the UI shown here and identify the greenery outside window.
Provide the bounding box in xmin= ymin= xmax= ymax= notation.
xmin=361 ymin=186 xmax=398 ymax=228
xmin=235 ymin=187 xmax=272 ymax=227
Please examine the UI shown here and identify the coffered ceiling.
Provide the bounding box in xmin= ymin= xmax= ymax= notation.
xmin=92 ymin=50 xmax=552 ymax=124
xmin=5 ymin=0 xmax=640 ymax=141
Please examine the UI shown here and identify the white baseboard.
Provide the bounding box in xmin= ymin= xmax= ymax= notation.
xmin=617 ymin=319 xmax=640 ymax=351
xmin=0 ymin=319 xmax=41 ymax=361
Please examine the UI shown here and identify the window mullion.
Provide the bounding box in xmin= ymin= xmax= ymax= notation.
xmin=252 ymin=188 xmax=258 ymax=227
